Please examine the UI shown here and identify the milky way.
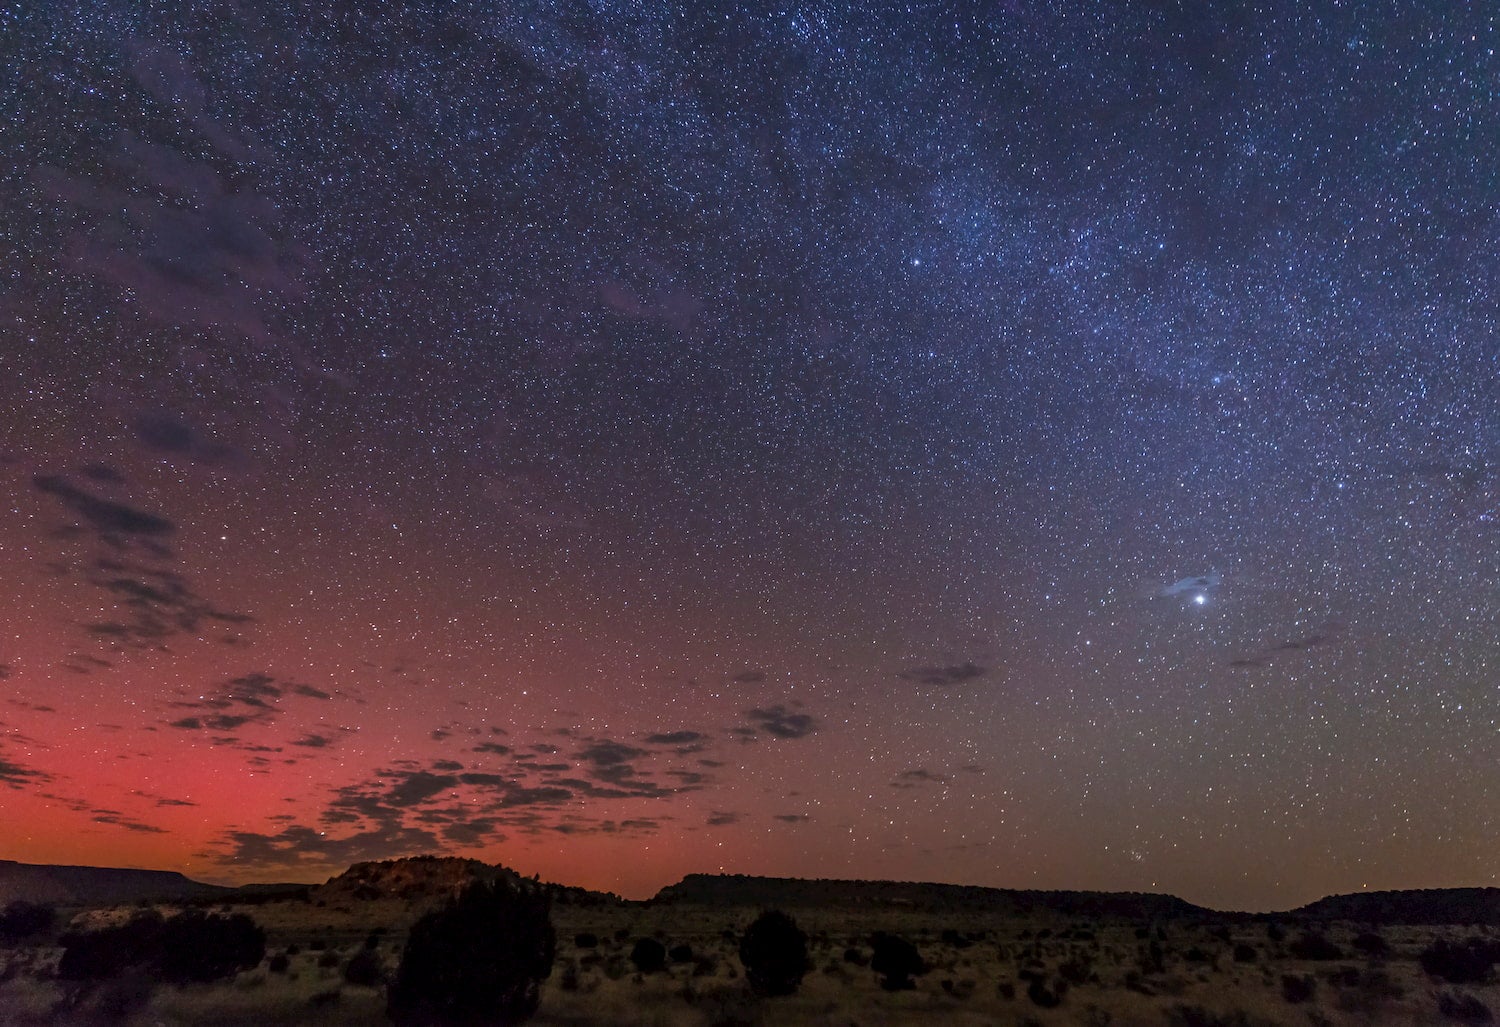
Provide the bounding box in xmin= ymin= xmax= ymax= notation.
xmin=1 ymin=3 xmax=1496 ymax=908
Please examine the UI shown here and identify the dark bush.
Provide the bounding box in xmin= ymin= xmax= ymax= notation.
xmin=58 ymin=909 xmax=263 ymax=984
xmin=1327 ymin=965 xmax=1360 ymax=987
xmin=1266 ymin=922 xmax=1286 ymax=943
xmin=0 ymin=901 xmax=56 ymax=944
xmin=318 ymin=950 xmax=341 ymax=968
xmin=1437 ymin=990 xmax=1494 ymax=1024
xmin=1183 ymin=946 xmax=1214 ymax=965
xmin=1281 ymin=974 xmax=1316 ymax=1004
xmin=1059 ymin=955 xmax=1095 ymax=984
xmin=286 ymin=943 xmax=302 ymax=956
xmin=58 ymin=911 xmax=165 ymax=980
xmin=1026 ymin=976 xmax=1066 ymax=1007
xmin=940 ymin=928 xmax=973 ymax=949
xmin=573 ymin=932 xmax=598 ymax=949
xmin=268 ymin=952 xmax=290 ymax=973
xmin=1288 ymin=932 xmax=1344 ymax=961
xmin=870 ymin=932 xmax=925 ymax=991
xmin=738 ymin=910 xmax=811 ymax=997
xmin=344 ymin=949 xmax=385 ymax=986
xmin=1352 ymin=931 xmax=1389 ymax=957
xmin=669 ymin=943 xmax=693 ymax=963
xmin=1165 ymin=1005 xmax=1251 ymax=1027
xmin=629 ymin=937 xmax=666 ymax=974
xmin=1233 ymin=943 xmax=1258 ymax=963
xmin=1422 ymin=939 xmax=1496 ymax=985
xmin=155 ymin=909 xmax=266 ymax=983
xmin=842 ymin=946 xmax=868 ymax=966
xmin=387 ymin=879 xmax=556 ymax=1026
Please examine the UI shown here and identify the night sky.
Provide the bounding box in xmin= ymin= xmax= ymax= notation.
xmin=3 ymin=3 xmax=1496 ymax=911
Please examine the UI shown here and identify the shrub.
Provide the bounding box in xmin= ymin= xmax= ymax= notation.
xmin=1232 ymin=943 xmax=1257 ymax=963
xmin=57 ymin=909 xmax=263 ymax=984
xmin=1165 ymin=1006 xmax=1251 ymax=1027
xmin=1288 ymin=932 xmax=1344 ymax=961
xmin=1352 ymin=931 xmax=1389 ymax=957
xmin=1437 ymin=990 xmax=1493 ymax=1024
xmin=940 ymin=928 xmax=973 ymax=949
xmin=669 ymin=943 xmax=693 ymax=963
xmin=155 ymin=909 xmax=266 ymax=983
xmin=387 ymin=879 xmax=556 ymax=1026
xmin=1327 ymin=965 xmax=1360 ymax=987
xmin=629 ymin=937 xmax=666 ymax=974
xmin=573 ymin=932 xmax=598 ymax=949
xmin=318 ymin=950 xmax=341 ymax=968
xmin=870 ymin=932 xmax=926 ymax=991
xmin=268 ymin=952 xmax=290 ymax=973
xmin=1027 ymin=976 xmax=1066 ymax=1007
xmin=344 ymin=949 xmax=384 ymax=987
xmin=0 ymin=901 xmax=56 ymax=944
xmin=738 ymin=910 xmax=811 ymax=997
xmin=1059 ymin=955 xmax=1095 ymax=984
xmin=1422 ymin=939 xmax=1496 ymax=985
xmin=843 ymin=946 xmax=868 ymax=966
xmin=58 ymin=911 xmax=165 ymax=980
xmin=1282 ymin=974 xmax=1316 ymax=1003
xmin=1266 ymin=922 xmax=1286 ymax=943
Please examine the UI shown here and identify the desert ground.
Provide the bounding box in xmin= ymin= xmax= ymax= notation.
xmin=0 ymin=862 xmax=1496 ymax=1025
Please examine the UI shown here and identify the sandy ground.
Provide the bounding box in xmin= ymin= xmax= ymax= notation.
xmin=1 ymin=897 xmax=1495 ymax=1024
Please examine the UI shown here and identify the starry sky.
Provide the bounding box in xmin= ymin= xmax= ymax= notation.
xmin=2 ymin=2 xmax=1496 ymax=911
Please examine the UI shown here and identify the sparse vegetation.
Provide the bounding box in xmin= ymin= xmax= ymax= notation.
xmin=386 ymin=879 xmax=556 ymax=1026
xmin=8 ymin=857 xmax=1500 ymax=1027
xmin=737 ymin=909 xmax=811 ymax=996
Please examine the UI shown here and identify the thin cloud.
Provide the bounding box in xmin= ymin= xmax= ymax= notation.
xmin=743 ymin=705 xmax=819 ymax=739
xmin=897 ymin=661 xmax=987 ymax=686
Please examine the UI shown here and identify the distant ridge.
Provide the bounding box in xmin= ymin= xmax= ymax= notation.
xmin=653 ymin=874 xmax=1210 ymax=920
xmin=315 ymin=856 xmax=620 ymax=907
xmin=1292 ymin=888 xmax=1500 ymax=925
xmin=0 ymin=859 xmax=229 ymax=906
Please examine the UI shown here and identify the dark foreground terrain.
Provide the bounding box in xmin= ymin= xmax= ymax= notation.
xmin=1 ymin=857 xmax=1496 ymax=1025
